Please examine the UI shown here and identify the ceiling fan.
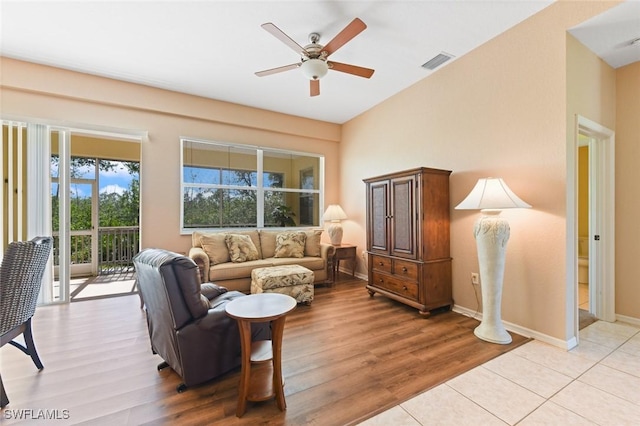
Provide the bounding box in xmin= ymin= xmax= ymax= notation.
xmin=255 ymin=18 xmax=375 ymax=97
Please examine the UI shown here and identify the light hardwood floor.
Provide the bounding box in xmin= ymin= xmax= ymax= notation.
xmin=1 ymin=276 xmax=528 ymax=425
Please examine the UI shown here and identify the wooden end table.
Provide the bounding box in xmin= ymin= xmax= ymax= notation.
xmin=225 ymin=293 xmax=297 ymax=417
xmin=332 ymin=243 xmax=357 ymax=281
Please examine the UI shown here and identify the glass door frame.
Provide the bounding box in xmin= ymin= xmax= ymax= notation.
xmin=50 ymin=125 xmax=146 ymax=304
xmin=52 ymin=177 xmax=99 ymax=279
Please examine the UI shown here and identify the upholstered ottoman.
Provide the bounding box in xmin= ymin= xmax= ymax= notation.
xmin=251 ymin=265 xmax=314 ymax=305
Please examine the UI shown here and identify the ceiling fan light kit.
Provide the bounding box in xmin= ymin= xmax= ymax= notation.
xmin=256 ymin=18 xmax=374 ymax=96
xmin=300 ymin=58 xmax=328 ymax=80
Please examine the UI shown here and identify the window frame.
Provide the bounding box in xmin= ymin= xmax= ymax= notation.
xmin=180 ymin=137 xmax=324 ymax=233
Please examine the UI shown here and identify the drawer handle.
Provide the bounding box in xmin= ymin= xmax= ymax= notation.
xmin=402 ymin=286 xmax=408 ymax=290
xmin=378 ymin=262 xmax=384 ymax=266
xmin=379 ymin=278 xmax=384 ymax=283
xmin=402 ymin=267 xmax=408 ymax=273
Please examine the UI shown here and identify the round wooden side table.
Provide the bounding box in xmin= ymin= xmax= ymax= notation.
xmin=225 ymin=293 xmax=297 ymax=417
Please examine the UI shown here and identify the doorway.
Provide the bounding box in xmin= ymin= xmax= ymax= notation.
xmin=574 ymin=116 xmax=615 ymax=333
xmin=50 ymin=131 xmax=142 ymax=303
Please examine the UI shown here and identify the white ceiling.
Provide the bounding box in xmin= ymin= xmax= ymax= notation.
xmin=1 ymin=1 xmax=638 ymax=124
xmin=568 ymin=0 xmax=640 ymax=69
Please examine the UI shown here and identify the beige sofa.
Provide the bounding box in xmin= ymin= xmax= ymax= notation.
xmin=189 ymin=229 xmax=335 ymax=293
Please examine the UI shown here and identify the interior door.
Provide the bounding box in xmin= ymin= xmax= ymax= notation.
xmin=575 ymin=115 xmax=615 ymax=332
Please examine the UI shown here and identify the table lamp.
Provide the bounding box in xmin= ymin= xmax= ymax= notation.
xmin=455 ymin=178 xmax=531 ymax=344
xmin=322 ymin=204 xmax=347 ymax=245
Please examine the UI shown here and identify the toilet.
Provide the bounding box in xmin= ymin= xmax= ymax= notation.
xmin=578 ymin=237 xmax=589 ymax=284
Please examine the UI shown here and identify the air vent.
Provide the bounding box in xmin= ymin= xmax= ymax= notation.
xmin=421 ymin=52 xmax=454 ymax=70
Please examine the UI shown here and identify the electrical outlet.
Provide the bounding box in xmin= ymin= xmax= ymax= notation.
xmin=471 ymin=273 xmax=480 ymax=285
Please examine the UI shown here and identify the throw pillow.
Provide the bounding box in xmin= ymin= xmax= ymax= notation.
xmin=304 ymin=229 xmax=323 ymax=257
xmin=225 ymin=234 xmax=260 ymax=263
xmin=200 ymin=233 xmax=230 ymax=265
xmin=274 ymin=232 xmax=307 ymax=258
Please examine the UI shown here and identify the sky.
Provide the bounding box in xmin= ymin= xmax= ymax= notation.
xmin=98 ymin=165 xmax=135 ymax=196
xmin=50 ymin=159 xmax=137 ymax=198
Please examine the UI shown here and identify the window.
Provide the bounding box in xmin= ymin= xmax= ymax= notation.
xmin=181 ymin=139 xmax=323 ymax=231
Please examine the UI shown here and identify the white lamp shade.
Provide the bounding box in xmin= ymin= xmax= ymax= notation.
xmin=322 ymin=204 xmax=347 ymax=222
xmin=300 ymin=58 xmax=329 ymax=80
xmin=455 ymin=178 xmax=531 ymax=210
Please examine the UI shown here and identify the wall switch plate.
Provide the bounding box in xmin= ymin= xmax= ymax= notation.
xmin=471 ymin=273 xmax=480 ymax=285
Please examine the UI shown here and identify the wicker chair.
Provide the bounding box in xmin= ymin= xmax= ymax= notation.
xmin=0 ymin=236 xmax=53 ymax=408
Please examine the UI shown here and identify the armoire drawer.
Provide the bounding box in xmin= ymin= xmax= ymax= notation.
xmin=370 ymin=255 xmax=392 ymax=274
xmin=371 ymin=271 xmax=418 ymax=300
xmin=393 ymin=259 xmax=419 ymax=281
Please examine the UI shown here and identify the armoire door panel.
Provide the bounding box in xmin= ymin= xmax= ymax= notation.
xmin=369 ymin=182 xmax=388 ymax=253
xmin=390 ymin=176 xmax=415 ymax=258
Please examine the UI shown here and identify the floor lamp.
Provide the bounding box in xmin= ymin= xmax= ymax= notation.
xmin=455 ymin=178 xmax=531 ymax=344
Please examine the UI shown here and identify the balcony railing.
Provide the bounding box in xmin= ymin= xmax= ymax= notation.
xmin=53 ymin=226 xmax=140 ymax=276
xmin=98 ymin=226 xmax=140 ymax=275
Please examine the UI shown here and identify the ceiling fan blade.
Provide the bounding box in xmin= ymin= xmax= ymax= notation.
xmin=261 ymin=23 xmax=307 ymax=56
xmin=255 ymin=63 xmax=300 ymax=77
xmin=322 ymin=18 xmax=367 ymax=57
xmin=328 ymin=61 xmax=375 ymax=78
xmin=310 ymin=79 xmax=320 ymax=97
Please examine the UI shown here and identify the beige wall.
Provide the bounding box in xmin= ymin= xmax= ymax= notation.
xmin=0 ymin=58 xmax=341 ymax=253
xmin=1 ymin=1 xmax=634 ymax=341
xmin=341 ymin=1 xmax=621 ymax=342
xmin=615 ymin=61 xmax=640 ymax=319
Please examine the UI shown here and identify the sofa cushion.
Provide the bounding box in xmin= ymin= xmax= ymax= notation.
xmin=258 ymin=230 xmax=279 ymax=259
xmin=209 ymin=259 xmax=273 ymax=281
xmin=267 ymin=256 xmax=326 ymax=271
xmin=304 ymin=229 xmax=323 ymax=257
xmin=200 ymin=233 xmax=230 ymax=265
xmin=274 ymin=231 xmax=306 ymax=258
xmin=225 ymin=234 xmax=260 ymax=263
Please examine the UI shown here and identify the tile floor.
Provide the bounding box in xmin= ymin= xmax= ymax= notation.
xmin=359 ymin=320 xmax=640 ymax=425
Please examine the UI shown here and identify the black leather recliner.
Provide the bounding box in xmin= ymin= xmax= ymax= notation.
xmin=133 ymin=248 xmax=270 ymax=392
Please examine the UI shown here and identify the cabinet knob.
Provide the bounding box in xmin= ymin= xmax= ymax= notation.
xmin=402 ymin=267 xmax=408 ymax=273
xmin=378 ymin=262 xmax=384 ymax=266
xmin=379 ymin=278 xmax=384 ymax=283
xmin=402 ymin=286 xmax=408 ymax=291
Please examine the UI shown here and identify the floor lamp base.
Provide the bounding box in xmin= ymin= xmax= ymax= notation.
xmin=474 ymin=322 xmax=512 ymax=344
xmin=474 ymin=211 xmax=513 ymax=345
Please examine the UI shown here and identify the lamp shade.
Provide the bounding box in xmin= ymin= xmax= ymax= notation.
xmin=300 ymin=58 xmax=329 ymax=80
xmin=455 ymin=178 xmax=531 ymax=210
xmin=322 ymin=204 xmax=347 ymax=222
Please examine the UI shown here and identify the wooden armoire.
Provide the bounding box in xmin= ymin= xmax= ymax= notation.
xmin=364 ymin=167 xmax=452 ymax=316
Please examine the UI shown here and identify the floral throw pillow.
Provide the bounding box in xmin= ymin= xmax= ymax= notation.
xmin=225 ymin=234 xmax=260 ymax=263
xmin=274 ymin=232 xmax=307 ymax=258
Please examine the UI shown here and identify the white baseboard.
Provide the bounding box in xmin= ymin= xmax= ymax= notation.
xmin=452 ymin=304 xmax=576 ymax=350
xmin=616 ymin=313 xmax=640 ymax=327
